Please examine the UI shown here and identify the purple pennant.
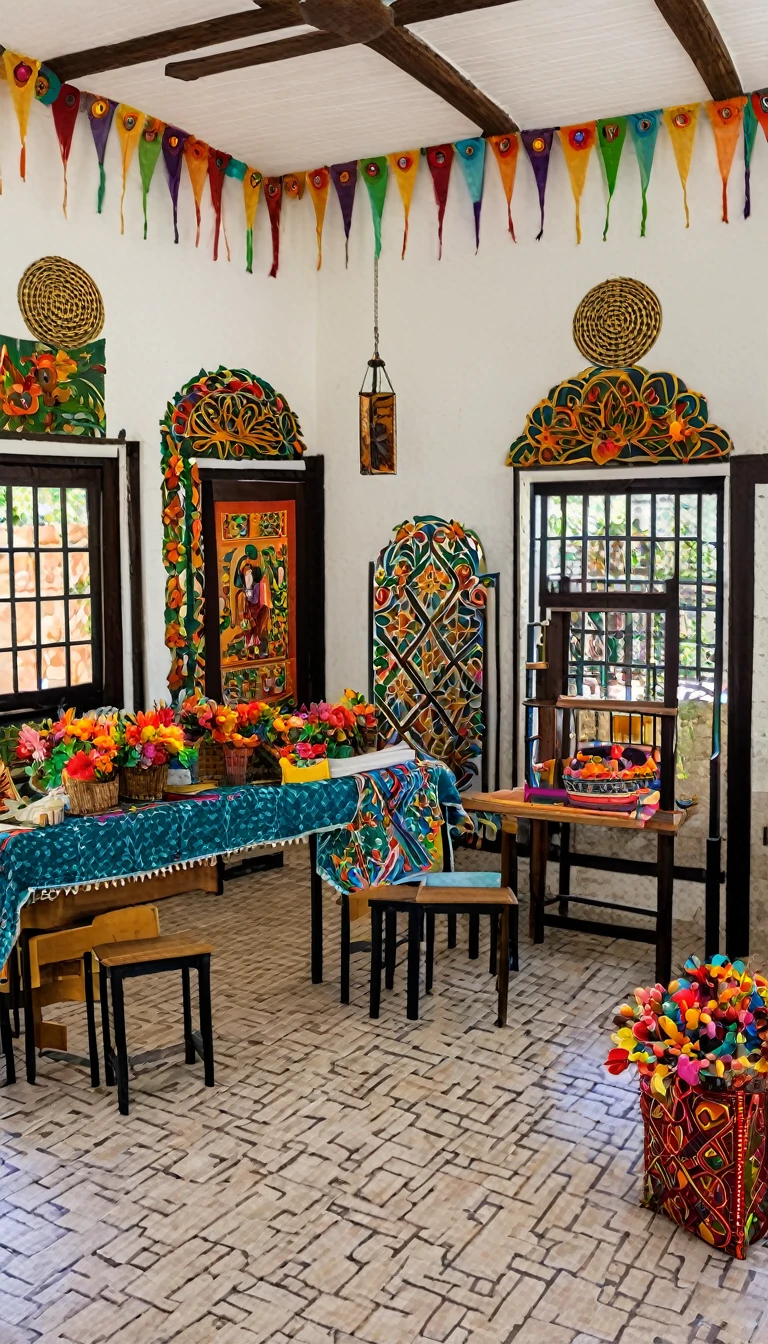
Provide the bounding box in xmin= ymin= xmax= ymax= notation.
xmin=86 ymin=95 xmax=117 ymax=213
xmin=330 ymin=161 xmax=358 ymax=267
xmin=162 ymin=126 xmax=189 ymax=243
xmin=521 ymin=128 xmax=554 ymax=239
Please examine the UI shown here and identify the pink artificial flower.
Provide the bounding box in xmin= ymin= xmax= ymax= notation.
xmin=677 ymin=1055 xmax=704 ymax=1087
xmin=17 ymin=724 xmax=49 ymax=763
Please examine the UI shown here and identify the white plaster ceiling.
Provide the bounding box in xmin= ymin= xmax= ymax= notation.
xmin=1 ymin=0 xmax=766 ymax=174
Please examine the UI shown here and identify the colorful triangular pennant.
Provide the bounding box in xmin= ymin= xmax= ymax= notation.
xmin=265 ymin=177 xmax=282 ymax=277
xmin=243 ymin=168 xmax=263 ymax=273
xmin=2 ymin=52 xmax=40 ymax=180
xmin=116 ymin=105 xmax=143 ymax=234
xmin=184 ymin=137 xmax=209 ymax=247
xmin=283 ymin=172 xmax=306 ymax=199
xmin=521 ymin=129 xmax=553 ymax=239
xmin=559 ymin=123 xmax=596 ymax=243
xmin=330 ymin=161 xmax=358 ymax=267
xmin=426 ymin=144 xmax=454 ymax=258
xmin=162 ymin=127 xmax=188 ymax=244
xmin=307 ymin=167 xmax=330 ymax=270
xmin=387 ymin=151 xmax=419 ymax=258
xmin=743 ymin=96 xmax=758 ymax=218
xmin=208 ymin=147 xmax=231 ymax=261
xmin=706 ymin=97 xmax=747 ymax=222
xmin=663 ymin=104 xmax=699 ymax=227
xmin=627 ymin=111 xmax=661 ymax=236
xmin=51 ymin=84 xmax=81 ymax=216
xmin=361 ymin=156 xmax=388 ymax=258
xmin=455 ymin=137 xmax=486 ymax=251
xmin=596 ymin=116 xmax=627 ymax=239
xmin=87 ymin=95 xmax=117 ymax=214
xmin=34 ymin=65 xmax=60 ymax=107
xmin=138 ymin=117 xmax=164 ymax=240
xmin=487 ymin=133 xmax=519 ymax=240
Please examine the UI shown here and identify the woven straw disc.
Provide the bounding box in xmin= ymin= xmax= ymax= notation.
xmin=573 ymin=277 xmax=661 ymax=367
xmin=18 ymin=256 xmax=104 ymax=347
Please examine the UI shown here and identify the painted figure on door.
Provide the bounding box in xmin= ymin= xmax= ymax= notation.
xmin=233 ymin=551 xmax=273 ymax=656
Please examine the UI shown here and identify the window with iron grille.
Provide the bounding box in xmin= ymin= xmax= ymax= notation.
xmin=0 ymin=461 xmax=121 ymax=715
xmin=531 ymin=482 xmax=724 ymax=702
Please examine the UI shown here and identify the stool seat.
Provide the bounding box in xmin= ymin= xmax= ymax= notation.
xmin=416 ymin=885 xmax=517 ymax=906
xmin=366 ymin=887 xmax=418 ymax=905
xmin=93 ymin=933 xmax=213 ymax=968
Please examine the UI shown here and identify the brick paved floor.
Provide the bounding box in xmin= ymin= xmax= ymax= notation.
xmin=1 ymin=843 xmax=766 ymax=1344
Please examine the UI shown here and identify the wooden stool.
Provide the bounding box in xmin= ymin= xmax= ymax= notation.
xmin=0 ymin=985 xmax=15 ymax=1085
xmin=87 ymin=933 xmax=214 ymax=1116
xmin=411 ymin=885 xmax=517 ymax=1026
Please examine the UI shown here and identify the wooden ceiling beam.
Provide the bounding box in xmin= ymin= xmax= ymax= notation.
xmin=46 ymin=4 xmax=301 ymax=81
xmin=368 ymin=25 xmax=517 ymax=133
xmin=166 ymin=30 xmax=346 ymax=81
xmin=653 ymin=0 xmax=743 ymax=100
xmin=394 ymin=0 xmax=521 ymax=21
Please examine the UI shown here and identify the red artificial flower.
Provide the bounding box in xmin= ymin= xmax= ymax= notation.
xmin=604 ymin=1048 xmax=629 ymax=1075
xmin=65 ymin=750 xmax=96 ymax=782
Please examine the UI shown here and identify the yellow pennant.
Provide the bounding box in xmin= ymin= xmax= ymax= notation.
xmin=487 ymin=133 xmax=519 ymax=239
xmin=706 ymin=97 xmax=747 ymax=222
xmin=115 ymin=105 xmax=143 ymax=234
xmin=243 ymin=167 xmax=263 ymax=273
xmin=663 ymin=104 xmax=700 ymax=227
xmin=387 ymin=150 xmax=419 ymax=258
xmin=558 ymin=123 xmax=596 ymax=243
xmin=283 ymin=171 xmax=306 ymax=200
xmin=2 ymin=52 xmax=40 ymax=180
xmin=306 ymin=167 xmax=330 ymax=270
xmin=184 ymin=137 xmax=210 ymax=247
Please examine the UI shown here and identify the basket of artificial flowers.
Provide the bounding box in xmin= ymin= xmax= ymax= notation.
xmin=118 ymin=707 xmax=189 ymax=799
xmin=16 ymin=710 xmax=122 ymax=814
xmin=206 ymin=701 xmax=277 ymax=786
xmin=606 ymin=955 xmax=768 ymax=1259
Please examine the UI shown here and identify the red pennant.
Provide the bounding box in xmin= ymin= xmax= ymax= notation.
xmin=426 ymin=144 xmax=454 ymax=259
xmin=751 ymin=89 xmax=768 ymax=140
xmin=208 ymin=147 xmax=231 ymax=261
xmin=51 ymin=84 xmax=81 ymax=216
xmin=265 ymin=177 xmax=282 ymax=278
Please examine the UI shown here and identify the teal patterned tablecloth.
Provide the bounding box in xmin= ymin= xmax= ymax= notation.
xmin=0 ymin=762 xmax=467 ymax=968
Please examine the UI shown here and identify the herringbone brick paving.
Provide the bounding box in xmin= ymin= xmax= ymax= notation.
xmin=0 ymin=843 xmax=766 ymax=1344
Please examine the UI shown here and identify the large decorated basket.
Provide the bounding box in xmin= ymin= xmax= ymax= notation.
xmin=563 ymin=742 xmax=659 ymax=811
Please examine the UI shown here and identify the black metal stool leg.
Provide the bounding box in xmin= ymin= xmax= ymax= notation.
xmin=447 ymin=912 xmax=457 ymax=948
xmin=468 ymin=912 xmax=480 ymax=960
xmin=510 ymin=903 xmax=519 ymax=972
xmin=20 ymin=932 xmax=36 ymax=1084
xmin=197 ymin=956 xmax=215 ymax=1087
xmin=425 ymin=912 xmax=435 ymax=994
xmin=489 ymin=912 xmax=498 ymax=975
xmin=0 ymin=990 xmax=15 ymax=1086
xmin=110 ymin=970 xmax=130 ymax=1116
xmin=407 ymin=908 xmax=421 ymax=1021
xmin=99 ymin=962 xmax=114 ymax=1087
xmin=370 ymin=906 xmax=383 ymax=1018
xmin=83 ymin=952 xmax=100 ymax=1088
xmin=497 ymin=907 xmax=510 ymax=1028
xmin=384 ymin=908 xmax=396 ymax=990
xmin=340 ymin=894 xmax=351 ymax=1005
xmin=9 ymin=946 xmax=20 ymax=1037
xmin=182 ymin=967 xmax=195 ymax=1064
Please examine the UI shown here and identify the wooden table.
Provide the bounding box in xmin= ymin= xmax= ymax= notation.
xmin=463 ymin=789 xmax=692 ymax=983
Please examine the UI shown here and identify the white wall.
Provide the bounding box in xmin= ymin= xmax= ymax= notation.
xmin=0 ymin=84 xmax=319 ymax=701
xmin=314 ymin=111 xmax=768 ymax=788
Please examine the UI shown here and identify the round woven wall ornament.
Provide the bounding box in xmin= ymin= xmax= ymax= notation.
xmin=17 ymin=256 xmax=104 ymax=347
xmin=573 ymin=277 xmax=661 ymax=367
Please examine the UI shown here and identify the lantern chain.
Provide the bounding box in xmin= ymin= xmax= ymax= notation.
xmin=373 ymin=254 xmax=379 ymax=360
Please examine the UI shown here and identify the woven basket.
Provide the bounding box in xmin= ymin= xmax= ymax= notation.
xmin=17 ymin=256 xmax=105 ymax=347
xmin=64 ymin=772 xmax=119 ymax=816
xmin=197 ymin=739 xmax=226 ymax=785
xmin=573 ymin=277 xmax=661 ymax=367
xmin=119 ymin=763 xmax=168 ymax=800
xmin=247 ymin=745 xmax=281 ymax=783
xmin=223 ymin=745 xmax=253 ymax=787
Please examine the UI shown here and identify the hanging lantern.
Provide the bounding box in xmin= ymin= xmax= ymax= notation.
xmin=359 ymin=256 xmax=397 ymax=475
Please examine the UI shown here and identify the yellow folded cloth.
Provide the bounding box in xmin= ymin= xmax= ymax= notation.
xmin=280 ymin=757 xmax=330 ymax=784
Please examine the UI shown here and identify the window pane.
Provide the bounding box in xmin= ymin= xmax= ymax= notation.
xmin=0 ymin=486 xmax=6 ymax=548
xmin=68 ymin=551 xmax=90 ymax=594
xmin=0 ymin=650 xmax=13 ymax=693
xmin=70 ymin=643 xmax=93 ymax=685
xmin=0 ymin=603 xmax=11 ymax=647
xmin=40 ymin=600 xmax=65 ymax=645
xmin=655 ymin=494 xmax=675 ymax=538
xmin=701 ymin=611 xmax=716 ymax=646
xmin=608 ymin=495 xmax=626 ymax=535
xmin=69 ymin=597 xmax=91 ymax=641
xmin=702 ymin=543 xmax=717 ymax=581
xmin=701 ymin=495 xmax=717 ymax=542
xmin=653 ymin=541 xmax=675 ymax=581
xmin=37 ymin=488 xmax=62 ymax=547
xmin=0 ymin=554 xmax=8 ymax=600
xmin=546 ymin=497 xmax=563 ymax=537
xmin=13 ymin=552 xmax=36 ymax=598
xmin=66 ymin=488 xmax=89 ymax=548
xmin=566 ymin=496 xmax=583 ymax=536
xmin=680 ymin=540 xmax=698 ymax=580
xmin=564 ymin=540 xmax=582 ymax=578
xmin=40 ymin=551 xmax=65 ymax=596
xmin=17 ymin=647 xmax=37 ymax=691
xmin=15 ymin=602 xmax=36 ymax=646
xmin=630 ymin=495 xmax=650 ymax=536
xmin=608 ymin=540 xmax=626 ymax=581
xmin=587 ymin=539 xmax=606 ymax=579
xmin=12 ymin=487 xmax=34 ymax=547
xmin=41 ymin=646 xmax=67 ymax=688
xmin=679 ymin=494 xmax=698 ymax=537
xmin=546 ymin=540 xmax=562 ymax=578
xmin=631 ymin=540 xmax=650 ymax=578
xmin=587 ymin=496 xmax=605 ymax=535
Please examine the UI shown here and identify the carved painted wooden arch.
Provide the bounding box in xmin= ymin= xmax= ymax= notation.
xmin=161 ymin=365 xmax=305 ymax=695
xmin=506 ymin=364 xmax=733 ymax=470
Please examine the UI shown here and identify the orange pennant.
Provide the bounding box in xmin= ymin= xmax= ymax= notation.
xmin=487 ymin=133 xmax=519 ymax=239
xmin=3 ymin=52 xmax=40 ymax=180
xmin=184 ymin=137 xmax=210 ymax=247
xmin=706 ymin=97 xmax=747 ymax=221
xmin=663 ymin=105 xmax=699 ymax=227
xmin=115 ymin=105 xmax=143 ymax=234
xmin=387 ymin=150 xmax=419 ymax=258
xmin=283 ymin=171 xmax=306 ymax=199
xmin=307 ymin=167 xmax=330 ymax=270
xmin=558 ymin=124 xmax=596 ymax=243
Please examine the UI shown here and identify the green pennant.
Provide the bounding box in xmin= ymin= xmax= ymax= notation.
xmin=743 ymin=97 xmax=759 ymax=218
xmin=139 ymin=119 xmax=164 ymax=240
xmin=360 ymin=156 xmax=388 ymax=258
xmin=596 ymin=116 xmax=627 ymax=240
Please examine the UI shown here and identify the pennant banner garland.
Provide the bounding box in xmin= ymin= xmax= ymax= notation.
xmin=51 ymin=84 xmax=81 ymax=216
xmin=307 ymin=168 xmax=330 ymax=270
xmin=8 ymin=38 xmax=768 ymax=272
xmin=488 ymin=134 xmax=519 ymax=240
xmin=455 ymin=137 xmax=486 ymax=251
xmin=663 ymin=105 xmax=699 ymax=227
xmin=521 ymin=129 xmax=553 ymax=239
xmin=161 ymin=127 xmax=188 ymax=244
xmin=388 ymin=150 xmax=418 ymax=258
xmin=627 ymin=111 xmax=661 ymax=236
xmin=330 ymin=161 xmax=358 ymax=267
xmin=138 ymin=117 xmax=164 ymax=240
xmin=706 ymin=97 xmax=747 ymax=222
xmin=426 ymin=144 xmax=453 ymax=258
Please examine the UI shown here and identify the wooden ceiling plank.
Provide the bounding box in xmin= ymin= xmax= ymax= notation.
xmin=47 ymin=4 xmax=301 ymax=82
xmin=166 ymin=30 xmax=346 ymax=81
xmin=367 ymin=25 xmax=517 ymax=133
xmin=394 ymin=0 xmax=521 ymax=22
xmin=653 ymin=0 xmax=743 ymax=100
